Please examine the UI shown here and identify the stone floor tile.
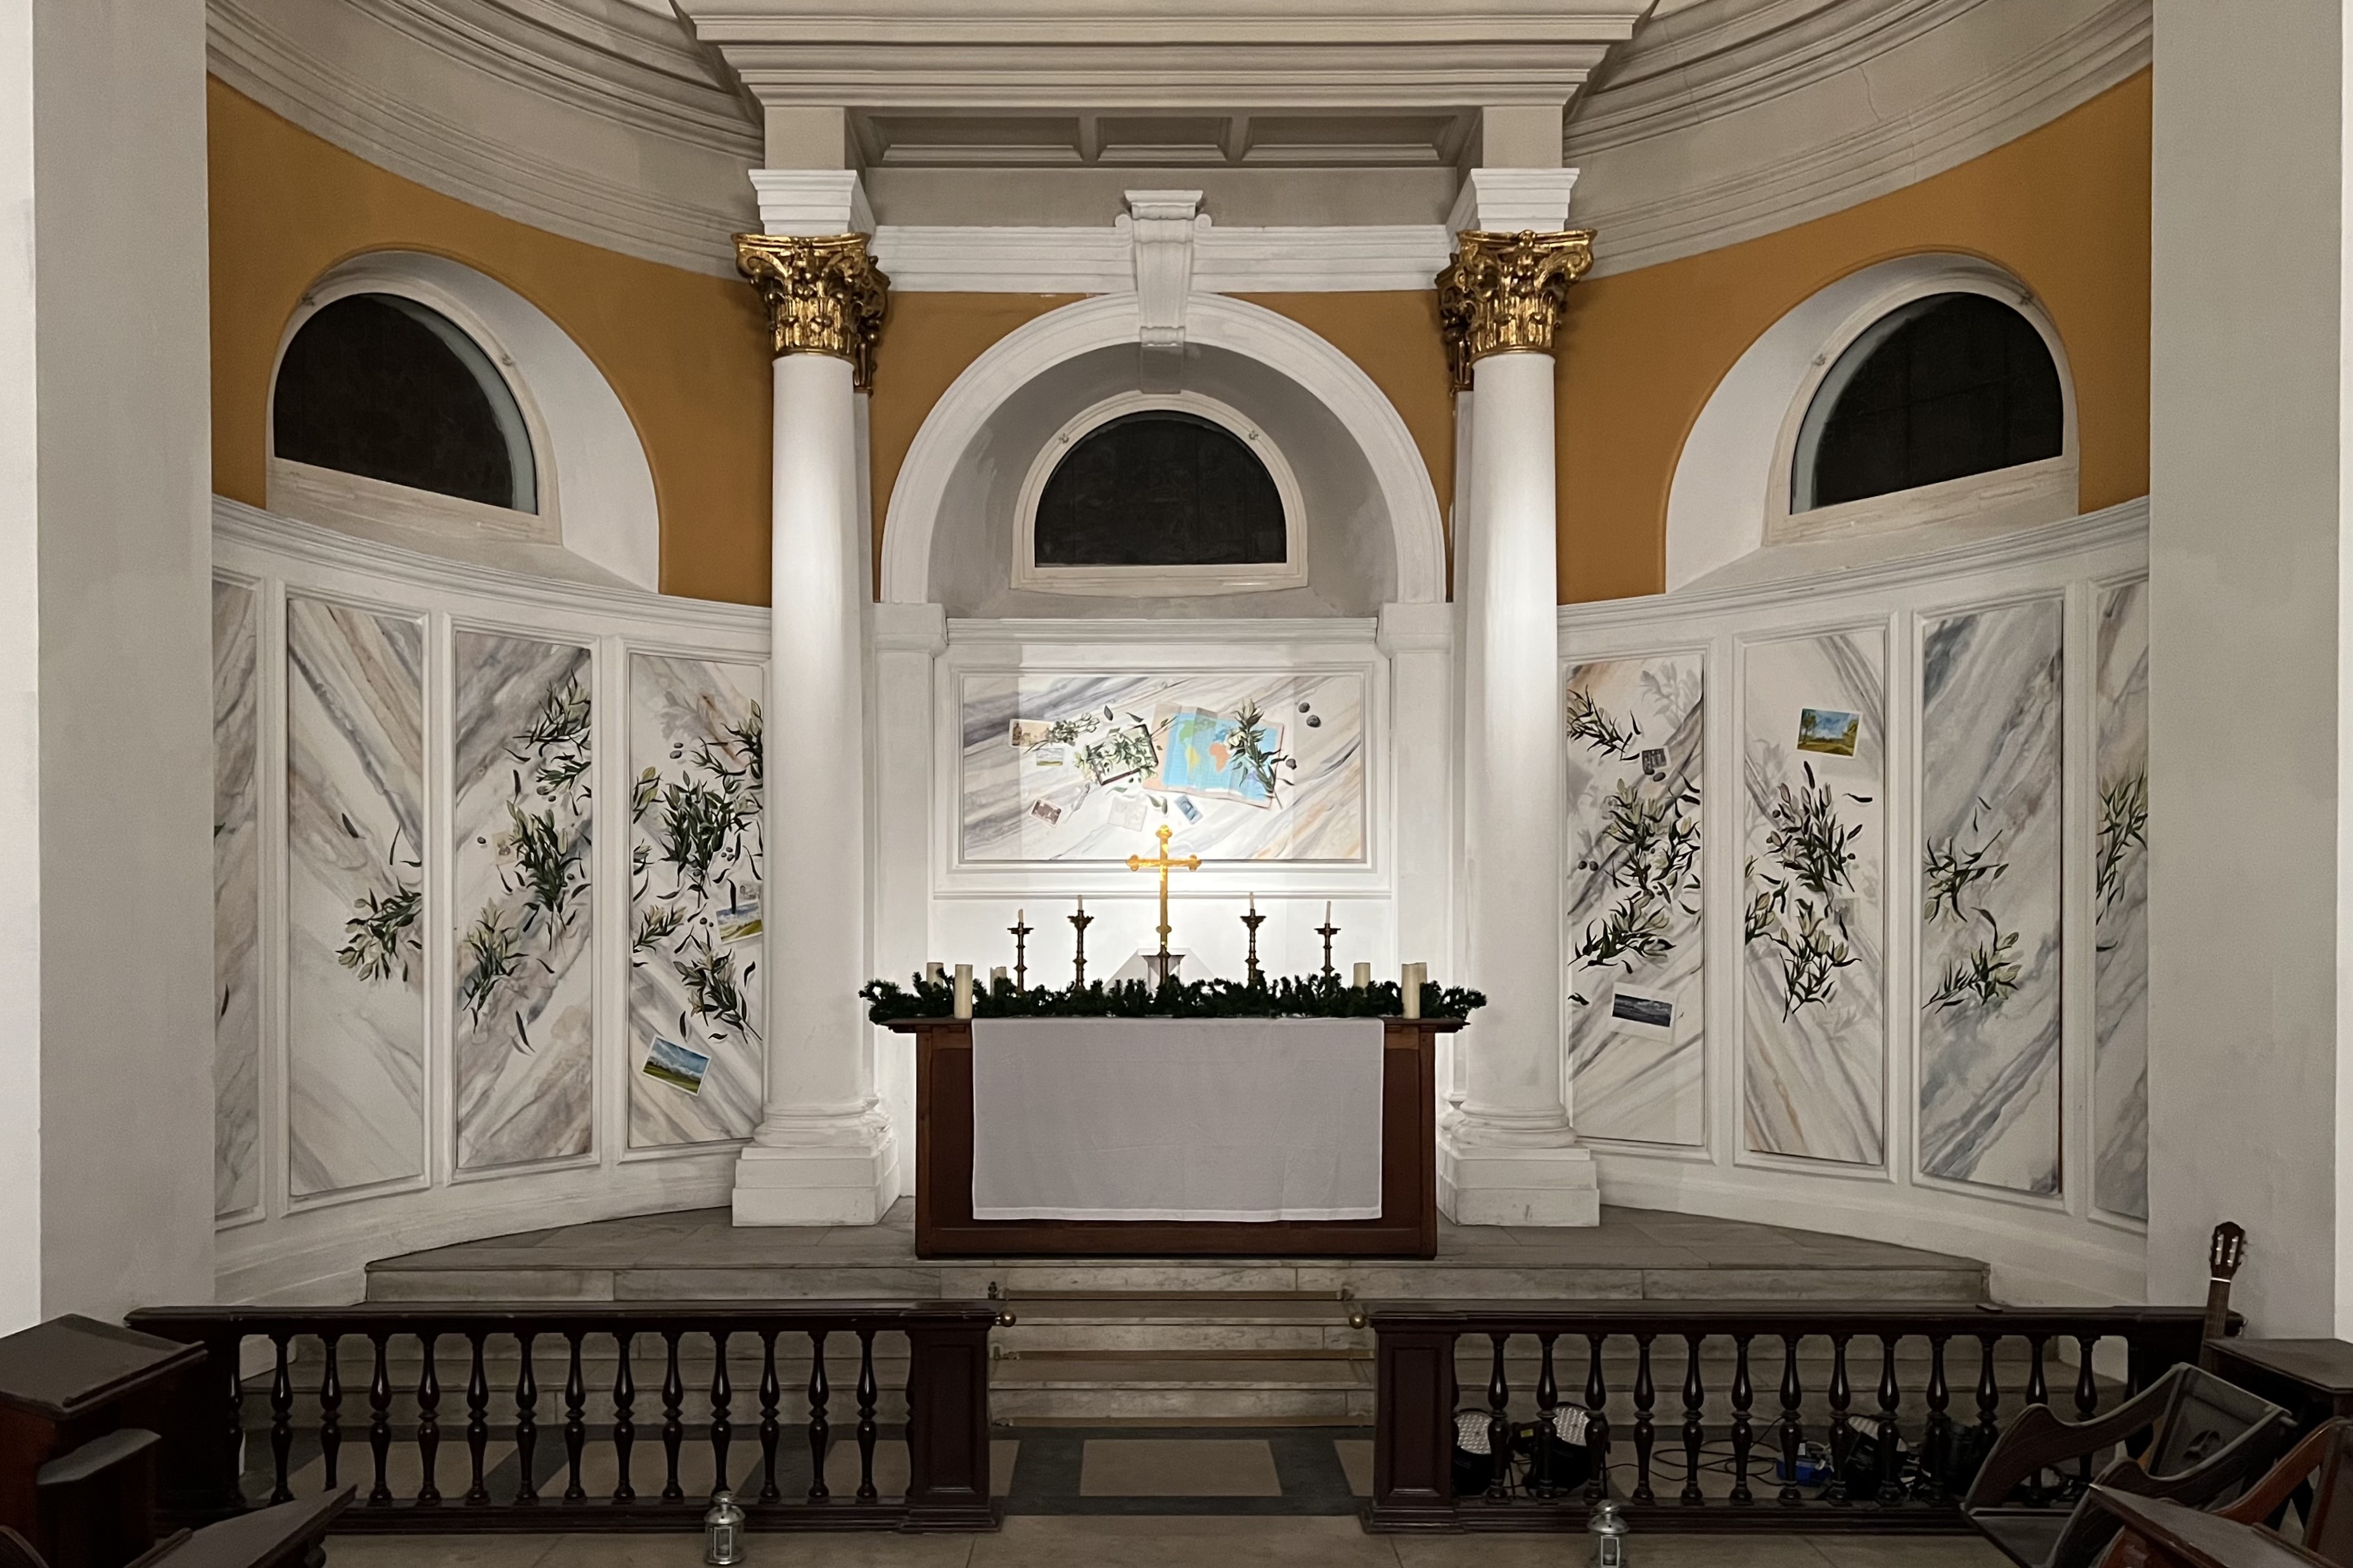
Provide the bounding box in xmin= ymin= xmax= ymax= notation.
xmin=1811 ymin=1535 xmax=2012 ymax=1566
xmin=314 ymin=1538 xmax=562 ymax=1568
xmin=1391 ymin=1534 xmax=1830 ymax=1567
xmin=536 ymin=1533 xmax=972 ymax=1568
xmin=1332 ymin=1438 xmax=1373 ymax=1498
xmin=970 ymin=1515 xmax=1399 ymax=1568
xmin=1079 ymin=1438 xmax=1285 ymax=1496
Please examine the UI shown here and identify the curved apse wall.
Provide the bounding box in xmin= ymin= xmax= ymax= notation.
xmin=212 ymin=499 xmax=770 ymax=1303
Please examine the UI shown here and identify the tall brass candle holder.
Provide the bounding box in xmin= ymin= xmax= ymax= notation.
xmin=1068 ymin=896 xmax=1094 ymax=987
xmin=1240 ymin=893 xmax=1267 ymax=986
xmin=1008 ymin=908 xmax=1032 ymax=990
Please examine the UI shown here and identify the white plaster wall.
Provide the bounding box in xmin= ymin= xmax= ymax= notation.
xmin=2146 ymin=0 xmax=2350 ymax=1334
xmin=214 ymin=502 xmax=770 ymax=1303
xmin=0 ymin=0 xmax=40 ymax=1335
xmin=1567 ymin=504 xmax=2150 ymax=1303
xmin=31 ymin=0 xmax=217 ymax=1323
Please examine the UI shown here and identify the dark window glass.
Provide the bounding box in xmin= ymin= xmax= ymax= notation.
xmin=1034 ymin=411 xmax=1287 ymax=568
xmin=1797 ymin=292 xmax=2063 ymax=512
xmin=273 ymin=293 xmax=537 ymax=512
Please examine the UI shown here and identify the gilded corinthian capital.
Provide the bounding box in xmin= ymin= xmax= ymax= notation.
xmin=1436 ymin=229 xmax=1595 ymax=390
xmin=733 ymin=232 xmax=890 ymax=391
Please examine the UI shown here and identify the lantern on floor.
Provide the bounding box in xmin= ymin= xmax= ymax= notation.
xmin=704 ymin=1488 xmax=747 ymax=1564
xmin=1589 ymin=1498 xmax=1629 ymax=1566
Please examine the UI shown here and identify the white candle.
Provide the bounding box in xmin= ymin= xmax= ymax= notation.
xmin=990 ymin=966 xmax=1006 ymax=985
xmin=953 ymin=962 xmax=974 ymax=1019
xmin=1402 ymin=962 xmax=1427 ymax=1019
xmin=1352 ymin=961 xmax=1372 ymax=988
xmin=1248 ymin=892 xmax=1256 ymax=914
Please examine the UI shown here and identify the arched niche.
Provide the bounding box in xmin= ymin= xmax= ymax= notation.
xmin=880 ymin=293 xmax=1446 ymax=616
xmin=1665 ymin=253 xmax=2079 ymax=592
xmin=268 ymin=252 xmax=661 ymax=592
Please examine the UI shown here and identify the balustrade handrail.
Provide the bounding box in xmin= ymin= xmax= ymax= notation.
xmin=1366 ymin=1298 xmax=2215 ymax=1535
xmin=125 ymin=1299 xmax=1004 ymax=1534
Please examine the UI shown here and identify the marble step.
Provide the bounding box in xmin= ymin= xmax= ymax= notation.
xmin=987 ymin=1354 xmax=1375 ymax=1424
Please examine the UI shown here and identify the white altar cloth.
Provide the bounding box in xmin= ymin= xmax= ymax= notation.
xmin=968 ymin=1017 xmax=1385 ymax=1222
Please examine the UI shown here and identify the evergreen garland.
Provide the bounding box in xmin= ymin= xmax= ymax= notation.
xmin=860 ymin=971 xmax=1486 ymax=1023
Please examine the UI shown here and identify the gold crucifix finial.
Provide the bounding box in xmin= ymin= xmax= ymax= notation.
xmin=1127 ymin=824 xmax=1202 ymax=962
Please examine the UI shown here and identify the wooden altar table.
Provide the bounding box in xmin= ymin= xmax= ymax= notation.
xmin=890 ymin=1016 xmax=1456 ymax=1258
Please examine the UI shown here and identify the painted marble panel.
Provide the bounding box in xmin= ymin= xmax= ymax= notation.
xmin=286 ymin=596 xmax=426 ymax=1197
xmin=214 ymin=580 xmax=260 ymax=1218
xmin=629 ymin=654 xmax=764 ymax=1149
xmin=1742 ymin=631 xmax=1886 ymax=1166
xmin=1565 ymin=654 xmax=1704 ymax=1146
xmin=454 ymin=633 xmax=594 ymax=1171
xmin=958 ymin=670 xmax=1366 ymax=864
xmin=2095 ymin=581 xmax=2150 ymax=1220
xmin=1916 ymin=601 xmax=2064 ymax=1195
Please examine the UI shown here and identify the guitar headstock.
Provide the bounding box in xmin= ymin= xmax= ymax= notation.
xmin=2210 ymin=1220 xmax=2247 ymax=1281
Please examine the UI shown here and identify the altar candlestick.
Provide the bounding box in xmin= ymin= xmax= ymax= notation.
xmin=1315 ymin=903 xmax=1341 ymax=979
xmin=953 ymin=963 xmax=974 ymax=1019
xmin=925 ymin=961 xmax=945 ymax=985
xmin=1352 ymin=961 xmax=1372 ymax=989
xmin=1068 ymin=897 xmax=1095 ymax=988
xmin=1239 ymin=892 xmax=1267 ymax=986
xmin=1402 ymin=962 xmax=1427 ymax=1019
xmin=1008 ymin=907 xmax=1033 ymax=991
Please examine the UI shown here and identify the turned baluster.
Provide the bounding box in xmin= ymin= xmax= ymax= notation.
xmin=758 ymin=1330 xmax=782 ymax=1503
xmin=808 ymin=1330 xmax=831 ymax=1501
xmin=368 ymin=1334 xmax=392 ymax=1505
xmin=856 ymin=1330 xmax=880 ymax=1502
xmin=513 ymin=1333 xmax=539 ymax=1505
xmin=1680 ymin=1335 xmax=1705 ymax=1505
xmin=1729 ymin=1334 xmax=1755 ymax=1505
xmin=562 ymin=1332 xmax=587 ymax=1502
xmin=709 ymin=1331 xmax=733 ymax=1496
xmin=1584 ymin=1334 xmax=1613 ymax=1504
xmin=661 ymin=1329 xmax=686 ymax=1501
xmin=1485 ymin=1332 xmax=1511 ymax=1502
xmin=2075 ymin=1335 xmax=2101 ymax=1488
xmin=1975 ymin=1335 xmax=2004 ymax=1465
xmin=1534 ymin=1334 xmax=1560 ymax=1498
xmin=415 ymin=1332 xmax=442 ymax=1505
xmin=1631 ymin=1334 xmax=1657 ymax=1503
xmin=611 ymin=1330 xmax=636 ymax=1502
xmin=1778 ymin=1334 xmax=1804 ymax=1507
xmin=1921 ymin=1334 xmax=1952 ymax=1500
xmin=317 ymin=1334 xmax=343 ymax=1493
xmin=1874 ymin=1335 xmax=1902 ymax=1503
xmin=268 ymin=1334 xmax=293 ymax=1503
xmin=1823 ymin=1334 xmax=1851 ymax=1505
xmin=463 ymin=1334 xmax=490 ymax=1505
xmin=2027 ymin=1334 xmax=2049 ymax=1408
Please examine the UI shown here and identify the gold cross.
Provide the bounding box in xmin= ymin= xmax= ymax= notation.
xmin=1127 ymin=823 xmax=1202 ymax=960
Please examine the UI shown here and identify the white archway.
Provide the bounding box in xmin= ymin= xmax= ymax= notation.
xmin=879 ymin=292 xmax=1448 ymax=606
xmin=1664 ymin=253 xmax=2079 ymax=591
xmin=269 ymin=252 xmax=662 ymax=591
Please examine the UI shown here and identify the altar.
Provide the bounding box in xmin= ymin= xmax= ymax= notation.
xmin=893 ymin=1015 xmax=1454 ymax=1258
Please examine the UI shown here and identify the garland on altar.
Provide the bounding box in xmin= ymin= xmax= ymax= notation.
xmin=859 ymin=972 xmax=1487 ymax=1023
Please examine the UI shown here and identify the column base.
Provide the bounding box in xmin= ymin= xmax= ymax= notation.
xmin=1437 ymin=1134 xmax=1599 ymax=1227
xmin=731 ymin=1125 xmax=901 ymax=1227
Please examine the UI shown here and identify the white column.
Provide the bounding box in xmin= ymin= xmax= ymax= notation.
xmin=2146 ymin=1 xmax=2353 ymax=1330
xmin=1439 ymin=169 xmax=1599 ymax=1227
xmin=731 ymin=171 xmax=899 ymax=1225
xmin=870 ymin=601 xmax=945 ymax=1192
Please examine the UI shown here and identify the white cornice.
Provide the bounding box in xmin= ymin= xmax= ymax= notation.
xmin=209 ymin=0 xmax=757 ymax=278
xmin=1556 ymin=498 xmax=2148 ymax=631
xmin=1567 ymin=0 xmax=2150 ymax=276
xmin=869 ymin=220 xmax=1451 ymax=293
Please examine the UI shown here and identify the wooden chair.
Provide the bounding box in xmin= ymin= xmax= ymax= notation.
xmin=1965 ymin=1363 xmax=2297 ymax=1568
xmin=2096 ymin=1420 xmax=2353 ymax=1568
xmin=0 ymin=1490 xmax=349 ymax=1568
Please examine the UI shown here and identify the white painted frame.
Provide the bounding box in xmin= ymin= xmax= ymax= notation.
xmin=880 ymin=293 xmax=1447 ymax=607
xmin=1666 ymin=255 xmax=2081 ymax=592
xmin=266 ymin=252 xmax=662 ymax=592
xmin=1563 ymin=499 xmax=2150 ymax=1304
xmin=1011 ymin=390 xmax=1309 ymax=598
xmin=211 ymin=498 xmax=765 ymax=1303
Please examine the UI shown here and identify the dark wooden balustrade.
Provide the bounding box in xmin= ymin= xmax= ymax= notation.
xmin=124 ymin=1302 xmax=1001 ymax=1533
xmin=1366 ymin=1301 xmax=2212 ymax=1534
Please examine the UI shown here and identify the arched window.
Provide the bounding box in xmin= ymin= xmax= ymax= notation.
xmin=274 ymin=293 xmax=537 ymax=513
xmin=1014 ymin=392 xmax=1306 ymax=596
xmin=1792 ymin=292 xmax=2063 ymax=514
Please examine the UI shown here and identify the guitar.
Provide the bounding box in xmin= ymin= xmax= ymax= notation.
xmin=2200 ymin=1221 xmax=2247 ymax=1369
